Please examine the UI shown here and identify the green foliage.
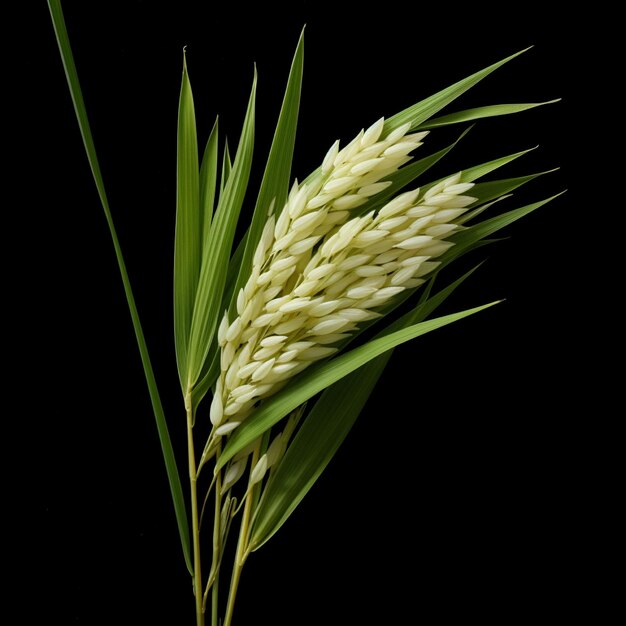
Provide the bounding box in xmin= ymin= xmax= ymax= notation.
xmin=49 ymin=9 xmax=561 ymax=623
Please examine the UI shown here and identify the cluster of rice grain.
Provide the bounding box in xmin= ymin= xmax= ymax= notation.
xmin=210 ymin=120 xmax=475 ymax=435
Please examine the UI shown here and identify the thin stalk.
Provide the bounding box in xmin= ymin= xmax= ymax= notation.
xmin=211 ymin=573 xmax=220 ymax=626
xmin=186 ymin=394 xmax=204 ymax=626
xmin=211 ymin=462 xmax=222 ymax=626
xmin=223 ymin=444 xmax=261 ymax=626
xmin=203 ymin=442 xmax=223 ymax=624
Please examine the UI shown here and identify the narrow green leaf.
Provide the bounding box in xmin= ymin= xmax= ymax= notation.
xmin=250 ymin=356 xmax=386 ymax=550
xmin=470 ymin=169 xmax=559 ymax=206
xmin=310 ymin=156 xmax=547 ymax=358
xmin=200 ymin=116 xmax=219 ymax=243
xmin=191 ymin=233 xmax=248 ymax=409
xmin=218 ymin=302 xmax=499 ymax=469
xmin=249 ymin=267 xmax=482 ymax=550
xmin=415 ymin=100 xmax=560 ymax=129
xmin=413 ymin=147 xmax=536 ymax=201
xmin=220 ymin=139 xmax=232 ymax=196
xmin=444 ymin=192 xmax=565 ymax=262
xmin=229 ymin=28 xmax=305 ymax=319
xmin=174 ymin=51 xmax=201 ymax=388
xmin=369 ymin=195 xmax=563 ymax=335
xmin=193 ymin=32 xmax=304 ymax=403
xmin=461 ymin=148 xmax=537 ymax=183
xmin=187 ymin=70 xmax=257 ymax=388
xmin=384 ymin=48 xmax=532 ymax=132
xmin=47 ymin=0 xmax=192 ymax=574
xmin=457 ymin=195 xmax=512 ymax=226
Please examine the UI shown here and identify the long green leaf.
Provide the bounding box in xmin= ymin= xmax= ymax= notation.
xmin=371 ymin=194 xmax=562 ymax=334
xmin=193 ymin=35 xmax=304 ymax=404
xmin=443 ymin=193 xmax=565 ymax=263
xmin=470 ymin=169 xmax=558 ymax=206
xmin=460 ymin=147 xmax=537 ymax=183
xmin=415 ymin=100 xmax=560 ymax=129
xmin=408 ymin=147 xmax=535 ymax=203
xmin=174 ymin=51 xmax=201 ymax=388
xmin=384 ymin=48 xmax=531 ymax=133
xmin=191 ymin=229 xmax=248 ymax=409
xmin=47 ymin=0 xmax=192 ymax=574
xmin=187 ymin=71 xmax=257 ymax=388
xmin=249 ymin=267 xmax=481 ymax=549
xmin=217 ymin=302 xmax=498 ymax=469
xmin=199 ymin=116 xmax=219 ymax=243
xmin=229 ymin=28 xmax=305 ymax=318
xmin=250 ymin=355 xmax=387 ymax=550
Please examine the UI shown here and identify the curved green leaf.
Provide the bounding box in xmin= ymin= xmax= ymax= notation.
xmin=384 ymin=48 xmax=532 ymax=133
xmin=415 ymin=100 xmax=560 ymax=129
xmin=217 ymin=302 xmax=499 ymax=469
xmin=249 ymin=267 xmax=482 ymax=550
xmin=444 ymin=192 xmax=565 ymax=263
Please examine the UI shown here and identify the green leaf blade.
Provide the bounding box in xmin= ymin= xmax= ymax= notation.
xmin=174 ymin=52 xmax=201 ymax=388
xmin=384 ymin=47 xmax=532 ymax=133
xmin=415 ymin=100 xmax=560 ymax=129
xmin=443 ymin=192 xmax=565 ymax=264
xmin=229 ymin=29 xmax=305 ymax=318
xmin=218 ymin=302 xmax=499 ymax=469
xmin=200 ymin=117 xmax=219 ymax=244
xmin=250 ymin=352 xmax=389 ymax=550
xmin=187 ymin=70 xmax=258 ymax=388
xmin=47 ymin=0 xmax=192 ymax=574
xmin=469 ymin=169 xmax=559 ymax=206
xmin=249 ymin=266 xmax=481 ymax=550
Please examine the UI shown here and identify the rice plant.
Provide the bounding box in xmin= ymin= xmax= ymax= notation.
xmin=48 ymin=1 xmax=562 ymax=623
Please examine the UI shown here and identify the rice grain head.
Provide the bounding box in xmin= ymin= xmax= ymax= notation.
xmin=210 ymin=125 xmax=474 ymax=434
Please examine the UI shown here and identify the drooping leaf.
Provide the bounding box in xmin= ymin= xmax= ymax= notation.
xmin=174 ymin=51 xmax=201 ymax=388
xmin=47 ymin=0 xmax=192 ymax=574
xmin=217 ymin=302 xmax=499 ymax=469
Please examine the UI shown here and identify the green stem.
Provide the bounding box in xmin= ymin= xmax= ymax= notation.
xmin=204 ymin=443 xmax=223 ymax=626
xmin=186 ymin=395 xmax=204 ymax=626
xmin=223 ymin=446 xmax=260 ymax=626
xmin=211 ymin=569 xmax=220 ymax=626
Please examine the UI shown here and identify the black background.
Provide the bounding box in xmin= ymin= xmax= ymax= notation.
xmin=24 ymin=1 xmax=583 ymax=624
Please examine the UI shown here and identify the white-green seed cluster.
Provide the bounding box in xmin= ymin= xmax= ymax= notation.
xmin=210 ymin=119 xmax=475 ymax=434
